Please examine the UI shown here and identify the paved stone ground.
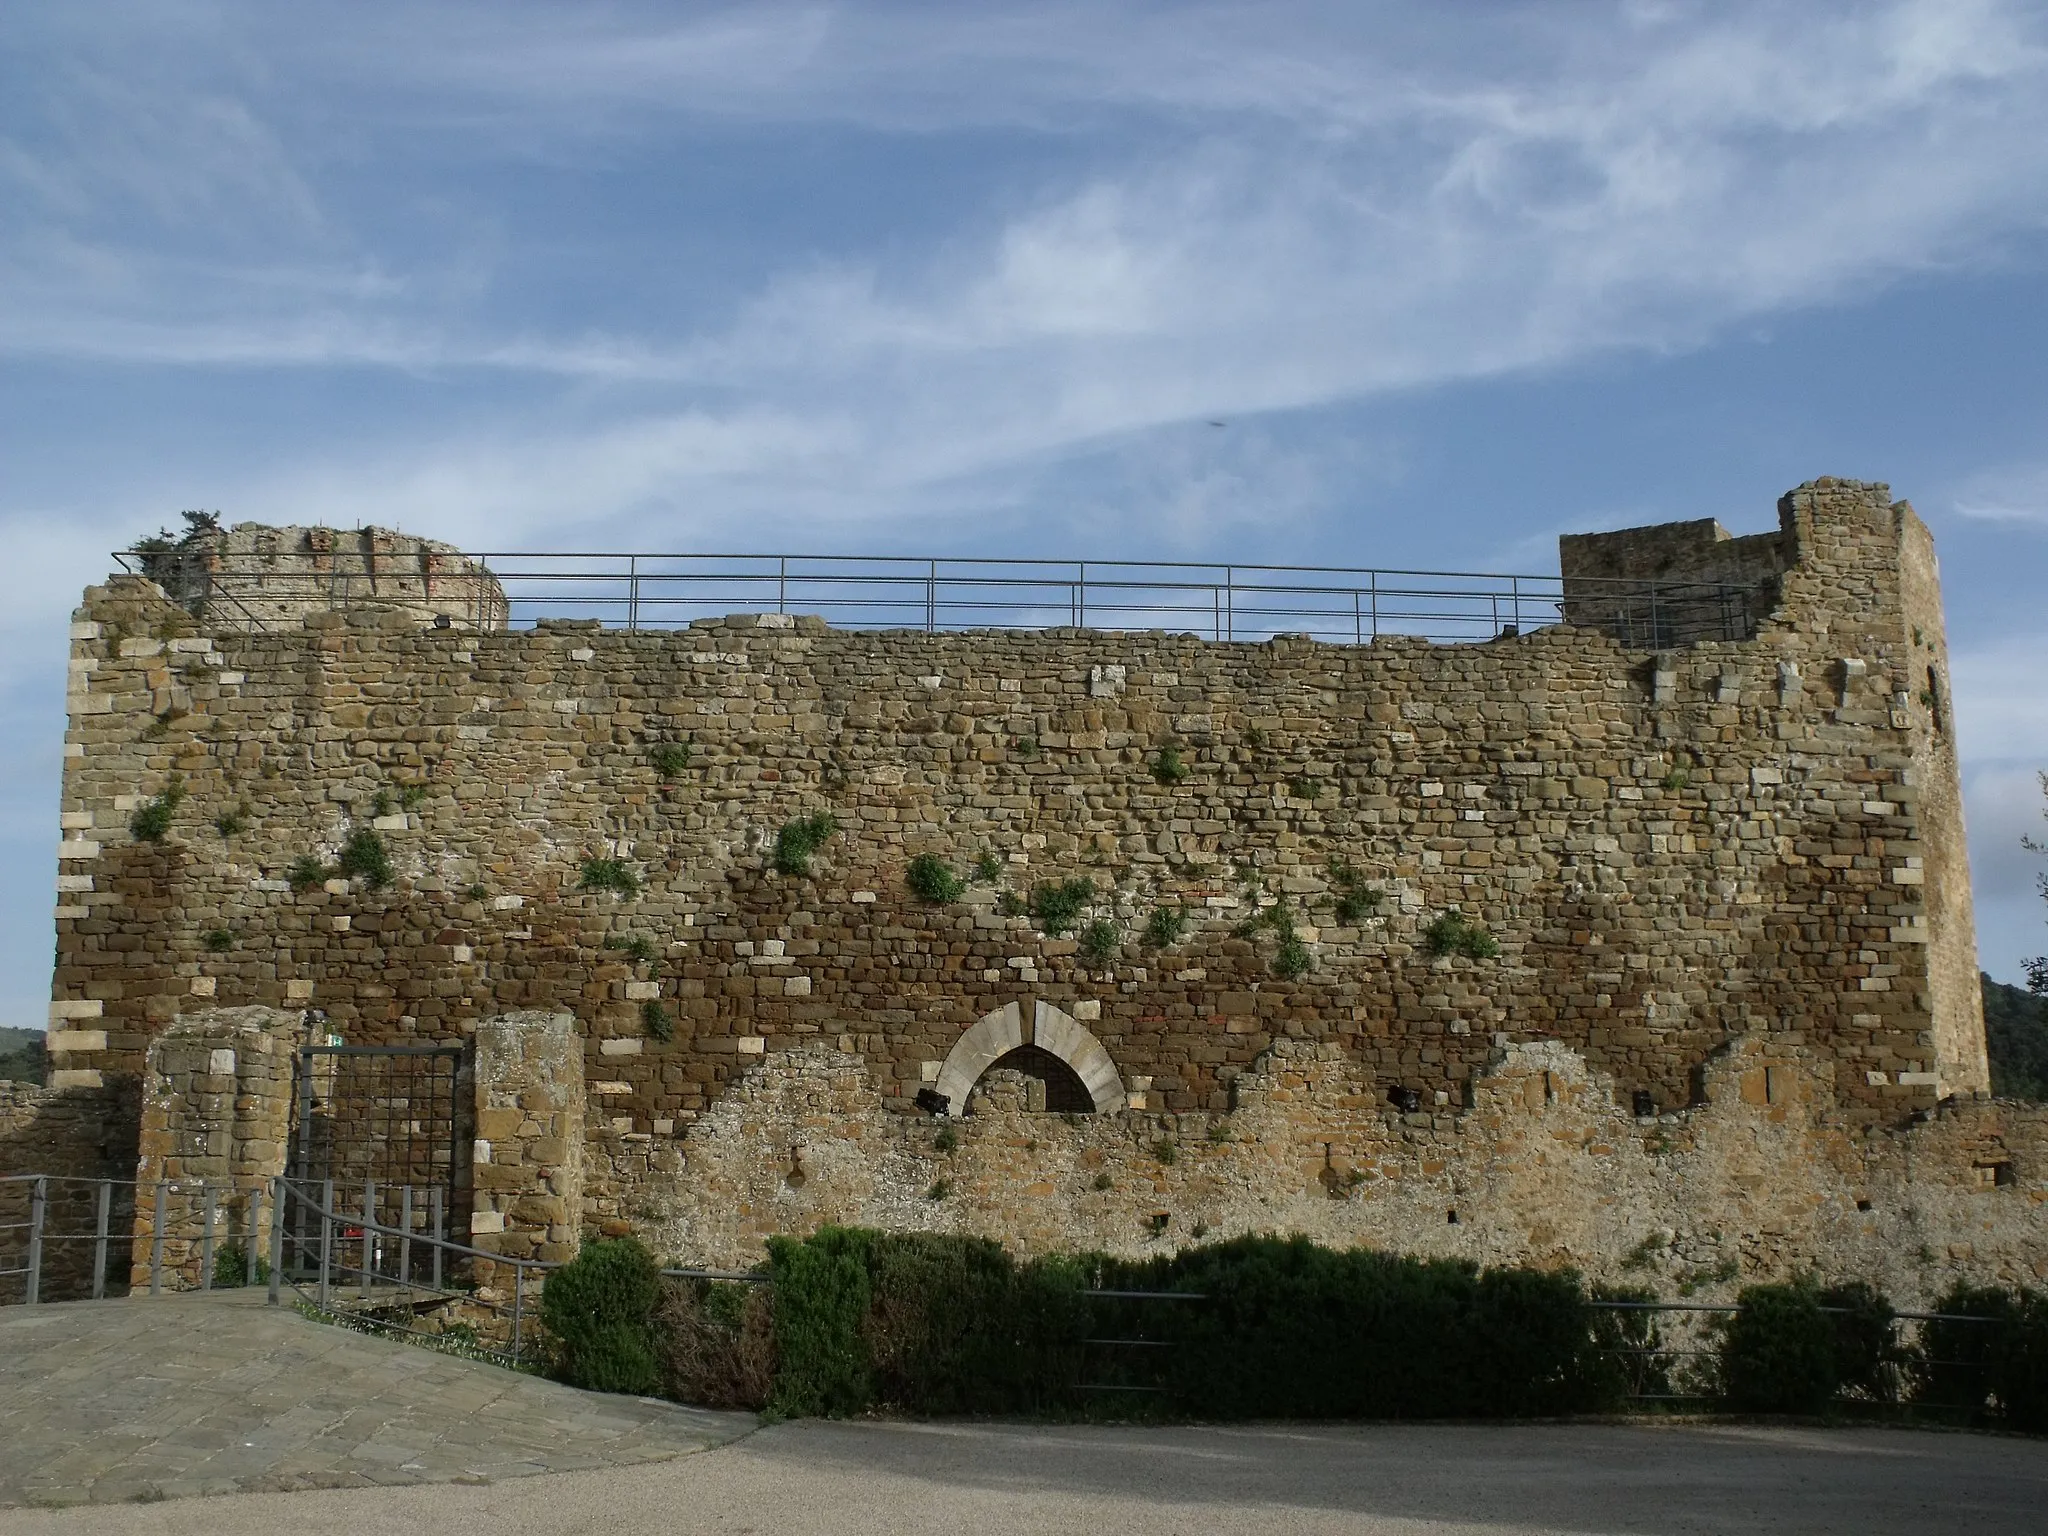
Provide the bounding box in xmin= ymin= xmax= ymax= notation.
xmin=0 ymin=1290 xmax=754 ymax=1506
xmin=11 ymin=1417 xmax=2048 ymax=1535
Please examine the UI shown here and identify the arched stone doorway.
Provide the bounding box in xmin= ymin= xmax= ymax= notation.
xmin=931 ymin=1000 xmax=1125 ymax=1117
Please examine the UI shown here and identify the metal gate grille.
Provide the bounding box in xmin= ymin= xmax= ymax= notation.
xmin=287 ymin=1043 xmax=464 ymax=1277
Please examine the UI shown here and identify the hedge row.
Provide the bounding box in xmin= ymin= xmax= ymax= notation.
xmin=539 ymin=1233 xmax=2048 ymax=1431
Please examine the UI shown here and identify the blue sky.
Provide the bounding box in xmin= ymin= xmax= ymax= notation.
xmin=3 ymin=0 xmax=2047 ymax=1026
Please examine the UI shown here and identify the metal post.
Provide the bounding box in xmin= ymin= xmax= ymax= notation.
xmin=778 ymin=556 xmax=787 ymax=616
xmin=318 ymin=1178 xmax=333 ymax=1311
xmin=361 ymin=1179 xmax=376 ymax=1299
xmin=431 ymin=1186 xmax=444 ymax=1292
xmin=1353 ymin=589 xmax=1362 ymax=647
xmin=200 ymin=1182 xmax=217 ymax=1291
xmin=1225 ymin=567 xmax=1235 ymax=642
xmin=399 ymin=1185 xmax=414 ymax=1291
xmin=245 ymin=1187 xmax=261 ymax=1287
xmin=24 ymin=1177 xmax=45 ymax=1306
xmin=1077 ymin=563 xmax=1087 ymax=629
xmin=1370 ymin=570 xmax=1379 ymax=640
xmin=628 ymin=555 xmax=639 ymax=631
xmin=150 ymin=1182 xmax=167 ymax=1295
xmin=267 ymin=1176 xmax=286 ymax=1306
xmin=512 ymin=1263 xmax=524 ymax=1362
xmin=91 ymin=1179 xmax=111 ymax=1301
xmin=926 ymin=560 xmax=936 ymax=634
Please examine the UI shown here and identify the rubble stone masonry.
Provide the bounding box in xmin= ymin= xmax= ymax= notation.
xmin=39 ymin=479 xmax=2045 ymax=1300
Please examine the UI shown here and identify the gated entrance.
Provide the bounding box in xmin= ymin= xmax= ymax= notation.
xmin=286 ymin=1040 xmax=465 ymax=1275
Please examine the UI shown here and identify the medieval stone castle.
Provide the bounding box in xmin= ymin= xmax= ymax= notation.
xmin=4 ymin=477 xmax=2042 ymax=1303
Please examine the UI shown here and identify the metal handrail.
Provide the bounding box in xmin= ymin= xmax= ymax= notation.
xmin=109 ymin=547 xmax=1757 ymax=647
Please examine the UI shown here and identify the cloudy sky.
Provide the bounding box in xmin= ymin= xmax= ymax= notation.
xmin=4 ymin=0 xmax=2047 ymax=1026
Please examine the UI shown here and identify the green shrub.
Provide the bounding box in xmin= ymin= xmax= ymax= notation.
xmin=1273 ymin=930 xmax=1312 ymax=979
xmin=972 ymin=851 xmax=1004 ymax=883
xmin=650 ymin=743 xmax=692 ymax=780
xmin=1423 ymin=910 xmax=1498 ymax=960
xmin=641 ymin=1000 xmax=674 ymax=1042
xmin=2005 ymin=1290 xmax=2048 ymax=1433
xmin=370 ymin=789 xmax=395 ymax=819
xmin=1816 ymin=1280 xmax=1900 ymax=1402
xmin=766 ymin=1227 xmax=876 ymax=1417
xmin=1107 ymin=1236 xmax=1599 ymax=1420
xmin=774 ymin=813 xmax=839 ymax=876
xmin=1150 ymin=746 xmax=1188 ymax=786
xmin=541 ymin=1238 xmax=663 ymax=1395
xmin=1580 ymin=1286 xmax=1671 ymax=1410
xmin=906 ymin=853 xmax=965 ymax=904
xmin=287 ymin=854 xmax=329 ymax=891
xmin=213 ymin=802 xmax=250 ymax=838
xmin=129 ymin=780 xmax=186 ymax=842
xmin=1077 ymin=919 xmax=1119 ymax=968
xmin=1720 ymin=1280 xmax=1838 ymax=1414
xmin=1328 ymin=859 xmax=1385 ymax=925
xmin=211 ymin=1241 xmax=270 ymax=1289
xmin=202 ymin=928 xmax=233 ymax=953
xmin=1914 ymin=1282 xmax=2048 ymax=1430
xmin=604 ymin=934 xmax=657 ymax=963
xmin=1143 ymin=906 xmax=1187 ymax=949
xmin=398 ymin=784 xmax=428 ymax=811
xmin=578 ymin=857 xmax=639 ymax=896
xmin=1029 ymin=877 xmax=1095 ymax=936
xmin=337 ymin=829 xmax=394 ymax=889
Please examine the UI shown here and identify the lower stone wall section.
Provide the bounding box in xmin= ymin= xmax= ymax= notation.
xmin=610 ymin=1038 xmax=2047 ymax=1308
xmin=131 ymin=1007 xmax=298 ymax=1291
xmin=0 ymin=1078 xmax=140 ymax=1300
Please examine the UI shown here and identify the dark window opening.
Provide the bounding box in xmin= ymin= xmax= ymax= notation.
xmin=972 ymin=1044 xmax=1095 ymax=1114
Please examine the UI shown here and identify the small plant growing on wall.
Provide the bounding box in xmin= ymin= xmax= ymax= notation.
xmin=129 ymin=779 xmax=185 ymax=842
xmin=604 ymin=934 xmax=658 ymax=963
xmin=972 ymin=850 xmax=1005 ymax=884
xmin=906 ymin=854 xmax=966 ymax=904
xmin=1328 ymin=859 xmax=1385 ymax=925
xmin=1143 ymin=905 xmax=1187 ymax=949
xmin=773 ymin=812 xmax=838 ymax=876
xmin=579 ymin=857 xmax=640 ymax=897
xmin=933 ymin=1125 xmax=959 ymax=1154
xmin=1240 ymin=896 xmax=1312 ymax=979
xmin=202 ymin=928 xmax=234 ymax=953
xmin=649 ymin=742 xmax=691 ymax=780
xmin=337 ymin=829 xmax=394 ymax=890
xmin=1152 ymin=1138 xmax=1177 ymax=1166
xmin=1029 ymin=877 xmax=1096 ymax=936
xmin=1093 ymin=1172 xmax=1113 ymax=1191
xmin=641 ymin=1000 xmax=674 ymax=1043
xmin=1289 ymin=776 xmax=1324 ymax=802
xmin=1151 ymin=745 xmax=1189 ymax=786
xmin=213 ymin=800 xmax=251 ymax=838
xmin=1078 ymin=918 xmax=1120 ymax=968
xmin=370 ymin=789 xmax=396 ymax=819
xmin=1423 ymin=910 xmax=1499 ymax=960
xmin=926 ymin=1177 xmax=953 ymax=1202
xmin=398 ymin=784 xmax=429 ymax=812
xmin=287 ymin=854 xmax=328 ymax=891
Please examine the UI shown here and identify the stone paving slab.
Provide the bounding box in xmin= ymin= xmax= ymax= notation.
xmin=0 ymin=1290 xmax=755 ymax=1507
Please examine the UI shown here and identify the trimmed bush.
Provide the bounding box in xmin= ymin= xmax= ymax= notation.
xmin=766 ymin=1227 xmax=876 ymax=1417
xmin=542 ymin=1238 xmax=662 ymax=1394
xmin=1720 ymin=1281 xmax=1838 ymax=1414
xmin=1817 ymin=1280 xmax=1900 ymax=1402
xmin=655 ymin=1278 xmax=776 ymax=1410
xmin=1915 ymin=1281 xmax=2016 ymax=1415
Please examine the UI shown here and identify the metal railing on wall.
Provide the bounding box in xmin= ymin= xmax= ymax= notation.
xmin=111 ymin=548 xmax=1757 ymax=648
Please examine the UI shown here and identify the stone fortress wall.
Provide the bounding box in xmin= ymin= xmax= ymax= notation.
xmin=32 ymin=480 xmax=2046 ymax=1302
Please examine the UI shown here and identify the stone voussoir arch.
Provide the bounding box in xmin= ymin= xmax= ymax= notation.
xmin=932 ymin=1000 xmax=1125 ymax=1118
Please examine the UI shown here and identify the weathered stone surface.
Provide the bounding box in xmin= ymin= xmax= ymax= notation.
xmin=35 ymin=479 xmax=2042 ymax=1299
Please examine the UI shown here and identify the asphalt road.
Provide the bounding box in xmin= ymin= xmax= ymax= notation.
xmin=13 ymin=1417 xmax=2045 ymax=1536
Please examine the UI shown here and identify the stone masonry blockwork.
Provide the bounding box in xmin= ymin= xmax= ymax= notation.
xmin=40 ymin=479 xmax=2044 ymax=1300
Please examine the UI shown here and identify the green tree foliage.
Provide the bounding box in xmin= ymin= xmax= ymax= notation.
xmin=1983 ymin=973 xmax=2048 ymax=1100
xmin=1719 ymin=1281 xmax=1839 ymax=1414
xmin=541 ymin=1238 xmax=663 ymax=1395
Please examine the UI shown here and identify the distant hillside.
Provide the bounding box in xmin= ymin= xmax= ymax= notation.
xmin=1985 ymin=973 xmax=2048 ymax=1101
xmin=0 ymin=1027 xmax=45 ymax=1087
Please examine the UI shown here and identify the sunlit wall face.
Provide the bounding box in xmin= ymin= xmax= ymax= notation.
xmin=3 ymin=1 xmax=2047 ymax=1026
